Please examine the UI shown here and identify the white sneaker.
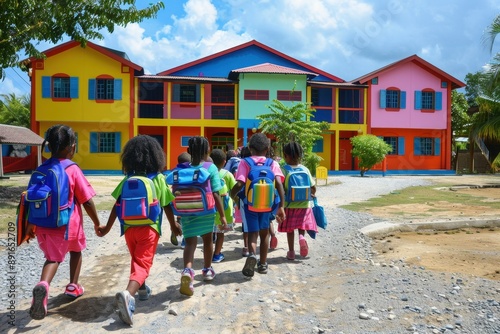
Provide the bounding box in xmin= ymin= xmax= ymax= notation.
xmin=115 ymin=290 xmax=135 ymax=325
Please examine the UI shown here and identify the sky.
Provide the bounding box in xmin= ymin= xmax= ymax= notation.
xmin=2 ymin=0 xmax=500 ymax=99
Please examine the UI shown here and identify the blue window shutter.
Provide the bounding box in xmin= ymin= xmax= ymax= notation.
xmin=435 ymin=92 xmax=442 ymax=110
xmin=434 ymin=138 xmax=441 ymax=155
xmin=42 ymin=76 xmax=51 ymax=98
xmin=90 ymin=132 xmax=98 ymax=153
xmin=414 ymin=91 xmax=422 ymax=110
xmin=312 ymin=139 xmax=324 ymax=153
xmin=70 ymin=77 xmax=78 ymax=98
xmin=400 ymin=91 xmax=406 ymax=109
xmin=379 ymin=90 xmax=386 ymax=108
xmin=88 ymin=79 xmax=96 ymax=100
xmin=414 ymin=137 xmax=421 ymax=155
xmin=114 ymin=132 xmax=121 ymax=153
xmin=398 ymin=137 xmax=405 ymax=155
xmin=114 ymin=79 xmax=122 ymax=100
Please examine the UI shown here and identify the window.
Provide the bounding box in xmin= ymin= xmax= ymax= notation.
xmin=379 ymin=89 xmax=406 ymax=109
xmin=277 ymin=90 xmax=301 ymax=101
xmin=383 ymin=136 xmax=404 ymax=155
xmin=414 ymin=137 xmax=440 ymax=156
xmin=371 ymin=77 xmax=378 ymax=85
xmin=312 ymin=139 xmax=324 ymax=153
xmin=181 ymin=136 xmax=190 ymax=147
xmin=53 ymin=77 xmax=70 ymax=98
xmin=42 ymin=75 xmax=78 ymax=99
xmin=90 ymin=132 xmax=121 ymax=153
xmin=96 ymin=79 xmax=114 ymax=100
xmin=415 ymin=90 xmax=442 ymax=111
xmin=88 ymin=78 xmax=122 ymax=101
xmin=244 ymin=90 xmax=269 ymax=101
xmin=211 ymin=133 xmax=234 ymax=151
xmin=173 ymin=84 xmax=200 ymax=102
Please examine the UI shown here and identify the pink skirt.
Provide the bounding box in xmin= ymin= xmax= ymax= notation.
xmin=278 ymin=208 xmax=317 ymax=233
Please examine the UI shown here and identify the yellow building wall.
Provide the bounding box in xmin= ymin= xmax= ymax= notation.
xmin=35 ymin=46 xmax=132 ymax=124
xmin=33 ymin=45 xmax=134 ymax=172
xmin=39 ymin=122 xmax=127 ymax=171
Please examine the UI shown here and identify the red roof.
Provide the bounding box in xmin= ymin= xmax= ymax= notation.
xmin=23 ymin=40 xmax=143 ymax=71
xmin=350 ymin=54 xmax=465 ymax=89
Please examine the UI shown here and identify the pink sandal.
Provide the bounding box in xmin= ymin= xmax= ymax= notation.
xmin=299 ymin=236 xmax=309 ymax=257
xmin=30 ymin=281 xmax=49 ymax=320
xmin=65 ymin=283 xmax=84 ymax=298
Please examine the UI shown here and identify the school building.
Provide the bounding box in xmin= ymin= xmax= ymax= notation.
xmin=15 ymin=39 xmax=464 ymax=174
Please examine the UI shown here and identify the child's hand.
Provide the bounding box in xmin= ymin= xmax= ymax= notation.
xmin=275 ymin=207 xmax=286 ymax=223
xmin=170 ymin=221 xmax=182 ymax=237
xmin=96 ymin=225 xmax=110 ymax=237
xmin=26 ymin=223 xmax=36 ymax=239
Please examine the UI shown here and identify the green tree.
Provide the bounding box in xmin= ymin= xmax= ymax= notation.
xmin=350 ymin=134 xmax=392 ymax=177
xmin=257 ymin=99 xmax=329 ymax=175
xmin=451 ymin=90 xmax=470 ymax=137
xmin=0 ymin=93 xmax=30 ymax=127
xmin=0 ymin=0 xmax=164 ymax=77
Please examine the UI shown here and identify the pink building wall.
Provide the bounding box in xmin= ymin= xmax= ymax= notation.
xmin=370 ymin=62 xmax=448 ymax=129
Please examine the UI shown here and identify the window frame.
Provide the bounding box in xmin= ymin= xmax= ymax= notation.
xmin=244 ymin=89 xmax=269 ymax=101
xmin=414 ymin=89 xmax=442 ymax=112
xmin=89 ymin=132 xmax=121 ymax=153
xmin=277 ymin=90 xmax=302 ymax=101
xmin=42 ymin=75 xmax=78 ymax=101
xmin=379 ymin=88 xmax=406 ymax=111
xmin=88 ymin=77 xmax=122 ymax=102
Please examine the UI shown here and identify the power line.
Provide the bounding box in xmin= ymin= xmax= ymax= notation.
xmin=12 ymin=68 xmax=31 ymax=87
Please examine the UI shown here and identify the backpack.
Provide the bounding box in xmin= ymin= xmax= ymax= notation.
xmin=166 ymin=161 xmax=216 ymax=216
xmin=116 ymin=173 xmax=162 ymax=226
xmin=243 ymin=157 xmax=277 ymax=212
xmin=225 ymin=156 xmax=241 ymax=176
xmin=283 ymin=165 xmax=313 ymax=203
xmin=219 ymin=169 xmax=230 ymax=210
xmin=25 ymin=158 xmax=75 ymax=228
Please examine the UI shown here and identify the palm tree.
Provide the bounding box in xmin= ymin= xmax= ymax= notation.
xmin=0 ymin=93 xmax=31 ymax=128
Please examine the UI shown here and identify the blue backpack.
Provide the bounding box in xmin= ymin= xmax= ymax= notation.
xmin=283 ymin=165 xmax=313 ymax=203
xmin=116 ymin=173 xmax=162 ymax=226
xmin=243 ymin=157 xmax=278 ymax=212
xmin=25 ymin=158 xmax=75 ymax=228
xmin=166 ymin=161 xmax=216 ymax=216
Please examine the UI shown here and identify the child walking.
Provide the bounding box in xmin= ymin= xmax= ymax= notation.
xmin=172 ymin=152 xmax=191 ymax=247
xmin=210 ymin=149 xmax=236 ymax=262
xmin=27 ymin=124 xmax=101 ymax=320
xmin=97 ymin=135 xmax=181 ymax=326
xmin=278 ymin=141 xmax=317 ymax=260
xmin=230 ymin=133 xmax=286 ymax=276
xmin=174 ymin=136 xmax=227 ymax=296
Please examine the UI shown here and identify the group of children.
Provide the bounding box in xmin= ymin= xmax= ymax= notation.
xmin=24 ymin=126 xmax=318 ymax=326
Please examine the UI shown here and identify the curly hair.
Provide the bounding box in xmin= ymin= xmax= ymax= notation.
xmin=187 ymin=136 xmax=209 ymax=165
xmin=248 ymin=133 xmax=270 ymax=155
xmin=43 ymin=124 xmax=76 ymax=158
xmin=120 ymin=135 xmax=165 ymax=174
xmin=210 ymin=148 xmax=226 ymax=168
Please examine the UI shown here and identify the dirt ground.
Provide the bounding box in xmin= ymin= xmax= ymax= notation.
xmin=366 ymin=176 xmax=500 ymax=281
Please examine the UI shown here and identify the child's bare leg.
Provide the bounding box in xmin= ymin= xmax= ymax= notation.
xmin=69 ymin=251 xmax=82 ymax=284
xmin=213 ymin=232 xmax=224 ymax=256
xmin=243 ymin=231 xmax=248 ymax=248
xmin=201 ymin=232 xmax=213 ymax=268
xmin=287 ymin=231 xmax=295 ymax=252
xmin=259 ymin=228 xmax=270 ymax=263
xmin=247 ymin=231 xmax=259 ymax=255
xmin=40 ymin=261 xmax=60 ymax=284
xmin=126 ymin=280 xmax=141 ymax=296
xmin=183 ymin=236 xmax=198 ymax=268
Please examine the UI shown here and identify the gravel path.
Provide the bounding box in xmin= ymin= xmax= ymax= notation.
xmin=1 ymin=175 xmax=499 ymax=333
